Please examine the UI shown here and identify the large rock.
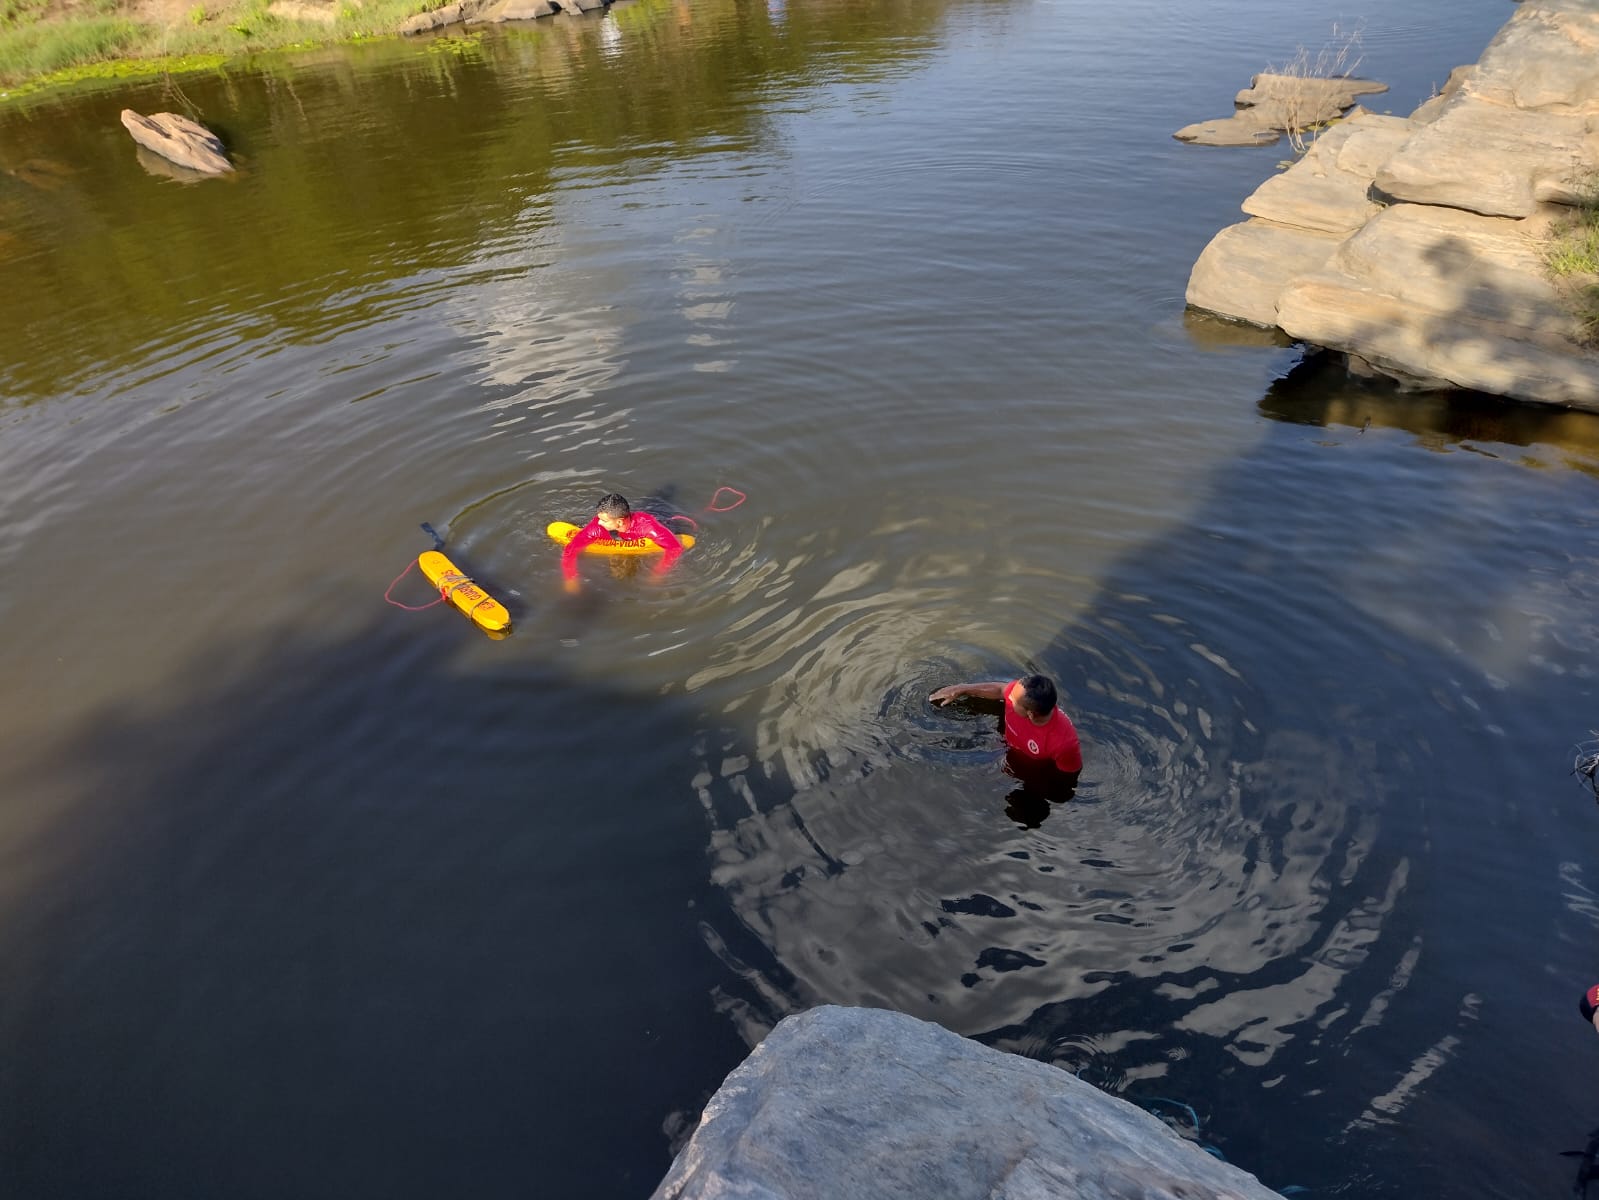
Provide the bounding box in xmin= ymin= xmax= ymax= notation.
xmin=480 ymin=0 xmax=557 ymax=19
xmin=1373 ymin=99 xmax=1595 ymax=218
xmin=652 ymin=1006 xmax=1282 ymax=1200
xmin=118 ymin=110 xmax=231 ymax=176
xmin=406 ymin=0 xmax=597 ymax=28
xmin=1241 ymin=113 xmax=1415 ymax=235
xmin=1411 ymin=65 xmax=1475 ymax=125
xmin=1183 ymin=0 xmax=1599 ymax=407
xmin=1175 ymin=72 xmax=1388 ymax=147
xmin=1186 ymin=219 xmax=1341 ymax=327
xmin=1276 ymin=204 xmax=1599 ymax=404
xmin=1375 ymin=2 xmax=1599 ymax=216
xmin=1465 ymin=0 xmax=1599 ymax=110
xmin=266 ymin=0 xmax=337 ymax=21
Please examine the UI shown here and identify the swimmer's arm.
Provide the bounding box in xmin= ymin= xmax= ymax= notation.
xmin=562 ymin=519 xmax=605 ymax=583
xmin=636 ymin=513 xmax=683 ymax=573
xmin=929 ymin=681 xmax=1008 ymax=706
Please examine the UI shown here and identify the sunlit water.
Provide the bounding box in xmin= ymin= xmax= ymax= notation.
xmin=4 ymin=0 xmax=1595 ymax=1196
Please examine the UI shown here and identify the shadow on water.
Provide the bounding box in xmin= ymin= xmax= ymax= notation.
xmin=0 ymin=617 xmax=751 ymax=1200
xmin=676 ymin=345 xmax=1599 ymax=1196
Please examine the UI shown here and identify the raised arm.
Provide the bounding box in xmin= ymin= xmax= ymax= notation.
xmin=929 ymin=681 xmax=1009 ymax=706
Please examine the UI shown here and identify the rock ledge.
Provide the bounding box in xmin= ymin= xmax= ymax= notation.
xmin=652 ymin=1005 xmax=1281 ymax=1200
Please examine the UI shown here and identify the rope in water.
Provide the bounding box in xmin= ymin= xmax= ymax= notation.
xmin=667 ymin=485 xmax=747 ymax=531
xmin=384 ymin=558 xmax=446 ymax=611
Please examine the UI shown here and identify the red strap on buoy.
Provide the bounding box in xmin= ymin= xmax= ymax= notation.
xmin=384 ymin=558 xmax=446 ymax=611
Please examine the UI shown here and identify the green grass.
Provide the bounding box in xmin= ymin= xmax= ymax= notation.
xmin=0 ymin=16 xmax=140 ymax=84
xmin=0 ymin=0 xmax=452 ymax=93
xmin=1546 ymin=180 xmax=1599 ymax=342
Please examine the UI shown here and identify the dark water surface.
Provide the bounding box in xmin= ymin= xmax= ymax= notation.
xmin=4 ymin=0 xmax=1595 ymax=1196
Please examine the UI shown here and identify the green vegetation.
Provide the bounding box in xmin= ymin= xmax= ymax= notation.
xmin=1546 ymin=179 xmax=1599 ymax=342
xmin=0 ymin=0 xmax=441 ymax=93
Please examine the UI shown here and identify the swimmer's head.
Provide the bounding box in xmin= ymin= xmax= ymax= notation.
xmin=1017 ymin=674 xmax=1057 ymax=723
xmin=1581 ymin=983 xmax=1599 ymax=1026
xmin=595 ymin=492 xmax=631 ymax=533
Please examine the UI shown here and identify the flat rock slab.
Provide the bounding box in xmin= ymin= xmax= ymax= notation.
xmin=1173 ymin=109 xmax=1284 ymax=147
xmin=1186 ymin=218 xmax=1341 ymax=328
xmin=406 ymin=0 xmax=600 ymax=27
xmin=652 ymin=1006 xmax=1283 ymax=1200
xmin=1241 ymin=113 xmax=1415 ymax=235
xmin=1176 ymin=73 xmax=1388 ymax=146
xmin=119 ymin=110 xmax=231 ymax=176
xmin=481 ymin=0 xmax=557 ymax=19
xmin=1277 ymin=203 xmax=1599 ymax=405
xmin=1374 ymin=98 xmax=1595 ymax=217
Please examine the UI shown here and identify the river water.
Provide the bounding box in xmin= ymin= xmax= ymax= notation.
xmin=3 ymin=0 xmax=1595 ymax=1196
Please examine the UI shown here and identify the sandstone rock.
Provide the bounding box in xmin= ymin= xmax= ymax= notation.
xmin=652 ymin=1006 xmax=1283 ymax=1200
xmin=1173 ymin=110 xmax=1283 ymax=147
xmin=1463 ymin=0 xmax=1599 ymax=111
xmin=267 ymin=0 xmax=337 ymax=21
xmin=1411 ymin=65 xmax=1475 ymax=125
xmin=118 ymin=110 xmax=231 ymax=176
xmin=400 ymin=1 xmax=461 ymax=31
xmin=1374 ymin=98 xmax=1593 ymax=218
xmin=1184 ymin=0 xmax=1599 ymax=408
xmin=1276 ymin=204 xmax=1599 ymax=405
xmin=1176 ymin=73 xmax=1388 ymax=147
xmin=482 ymin=0 xmax=556 ymax=19
xmin=1240 ymin=114 xmax=1414 ymax=236
xmin=1333 ymin=113 xmax=1416 ymax=177
xmin=1235 ymin=72 xmax=1389 ymax=119
xmin=560 ymin=0 xmax=608 ymax=13
xmin=1377 ymin=2 xmax=1599 ymax=217
xmin=1186 ymin=219 xmax=1341 ymax=327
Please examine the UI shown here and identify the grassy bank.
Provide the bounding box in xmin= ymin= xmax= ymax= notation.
xmin=1546 ymin=179 xmax=1599 ymax=342
xmin=0 ymin=0 xmax=439 ymax=96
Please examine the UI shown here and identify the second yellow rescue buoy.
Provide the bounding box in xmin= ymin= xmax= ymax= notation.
xmin=418 ymin=550 xmax=511 ymax=636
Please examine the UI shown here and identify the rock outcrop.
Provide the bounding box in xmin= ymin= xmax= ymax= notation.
xmin=1175 ymin=72 xmax=1388 ymax=147
xmin=1183 ymin=0 xmax=1599 ymax=408
xmin=399 ymin=0 xmax=599 ymax=33
xmin=651 ymin=1006 xmax=1283 ymax=1200
xmin=118 ymin=110 xmax=232 ymax=176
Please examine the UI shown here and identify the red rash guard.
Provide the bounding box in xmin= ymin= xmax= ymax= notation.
xmin=1003 ymin=679 xmax=1082 ymax=774
xmin=561 ymin=512 xmax=684 ymax=580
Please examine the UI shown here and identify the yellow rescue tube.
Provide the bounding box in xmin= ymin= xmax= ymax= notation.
xmin=418 ymin=550 xmax=511 ymax=636
xmin=546 ymin=521 xmax=696 ymax=555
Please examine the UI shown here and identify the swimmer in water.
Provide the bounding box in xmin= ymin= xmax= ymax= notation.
xmin=929 ymin=673 xmax=1082 ymax=792
xmin=561 ymin=492 xmax=683 ymax=594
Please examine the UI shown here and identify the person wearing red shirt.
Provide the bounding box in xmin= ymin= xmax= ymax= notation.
xmin=561 ymin=492 xmax=683 ymax=593
xmin=929 ymin=673 xmax=1082 ymax=792
xmin=1580 ymin=983 xmax=1599 ymax=1033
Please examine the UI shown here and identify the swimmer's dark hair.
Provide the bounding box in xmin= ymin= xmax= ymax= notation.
xmin=1018 ymin=674 xmax=1057 ymax=717
xmin=596 ymin=492 xmax=631 ymax=520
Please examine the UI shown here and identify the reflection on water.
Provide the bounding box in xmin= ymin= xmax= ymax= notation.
xmin=1261 ymin=351 xmax=1599 ymax=472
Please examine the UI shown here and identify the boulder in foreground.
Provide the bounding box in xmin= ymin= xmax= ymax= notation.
xmin=652 ymin=1005 xmax=1282 ymax=1200
xmin=119 ymin=110 xmax=231 ymax=176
